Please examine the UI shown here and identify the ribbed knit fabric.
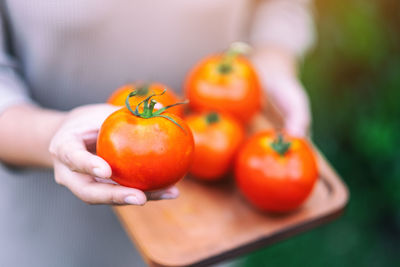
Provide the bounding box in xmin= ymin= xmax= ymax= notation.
xmin=0 ymin=165 xmax=146 ymax=266
xmin=0 ymin=1 xmax=314 ymax=266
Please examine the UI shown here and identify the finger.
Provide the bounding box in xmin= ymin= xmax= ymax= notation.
xmin=54 ymin=162 xmax=147 ymax=205
xmin=56 ymin=137 xmax=111 ymax=179
xmin=79 ymin=182 xmax=148 ymax=205
xmin=283 ymin=87 xmax=311 ymax=137
xmin=265 ymin=78 xmax=311 ymax=137
xmin=285 ymin=115 xmax=309 ymax=138
xmin=146 ymin=186 xmax=180 ymax=201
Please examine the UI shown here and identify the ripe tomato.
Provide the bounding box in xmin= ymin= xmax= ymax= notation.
xmin=98 ymin=92 xmax=194 ymax=191
xmin=235 ymin=131 xmax=318 ymax=212
xmin=184 ymin=43 xmax=262 ymax=123
xmin=185 ymin=112 xmax=245 ymax=181
xmin=107 ymin=82 xmax=184 ymax=117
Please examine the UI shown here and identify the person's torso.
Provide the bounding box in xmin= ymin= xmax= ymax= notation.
xmin=5 ymin=0 xmax=257 ymax=109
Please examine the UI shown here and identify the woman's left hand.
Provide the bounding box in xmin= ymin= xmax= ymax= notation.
xmin=252 ymin=47 xmax=311 ymax=137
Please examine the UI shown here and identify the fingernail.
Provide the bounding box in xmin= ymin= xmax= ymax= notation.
xmin=160 ymin=193 xmax=178 ymax=200
xmin=92 ymin=167 xmax=105 ymax=178
xmin=124 ymin=195 xmax=144 ymax=205
xmin=168 ymin=187 xmax=179 ymax=195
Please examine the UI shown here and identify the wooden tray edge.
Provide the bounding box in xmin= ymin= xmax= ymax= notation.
xmin=114 ymin=150 xmax=349 ymax=267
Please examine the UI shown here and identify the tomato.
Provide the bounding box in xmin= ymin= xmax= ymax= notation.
xmin=185 ymin=112 xmax=245 ymax=181
xmin=184 ymin=43 xmax=263 ymax=123
xmin=98 ymin=92 xmax=194 ymax=191
xmin=235 ymin=131 xmax=318 ymax=212
xmin=107 ymin=82 xmax=184 ymax=117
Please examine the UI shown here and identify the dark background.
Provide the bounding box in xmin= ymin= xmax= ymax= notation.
xmin=238 ymin=0 xmax=400 ymax=266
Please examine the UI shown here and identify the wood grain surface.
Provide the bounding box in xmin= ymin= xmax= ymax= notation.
xmin=113 ymin=108 xmax=349 ymax=267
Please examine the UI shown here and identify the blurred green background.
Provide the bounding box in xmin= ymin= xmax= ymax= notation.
xmin=234 ymin=0 xmax=400 ymax=266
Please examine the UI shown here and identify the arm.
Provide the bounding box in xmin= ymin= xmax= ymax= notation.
xmin=0 ymin=105 xmax=64 ymax=167
xmin=0 ymin=8 xmax=58 ymax=166
xmin=250 ymin=0 xmax=315 ymax=137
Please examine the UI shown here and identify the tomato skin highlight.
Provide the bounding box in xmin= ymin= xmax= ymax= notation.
xmin=107 ymin=83 xmax=184 ymax=117
xmin=185 ymin=112 xmax=245 ymax=181
xmin=184 ymin=54 xmax=262 ymax=124
xmin=97 ymin=108 xmax=194 ymax=191
xmin=235 ymin=131 xmax=318 ymax=212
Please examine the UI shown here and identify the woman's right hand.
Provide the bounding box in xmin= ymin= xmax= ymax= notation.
xmin=49 ymin=104 xmax=179 ymax=205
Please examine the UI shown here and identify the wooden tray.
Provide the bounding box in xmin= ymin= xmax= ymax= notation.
xmin=113 ymin=109 xmax=349 ymax=267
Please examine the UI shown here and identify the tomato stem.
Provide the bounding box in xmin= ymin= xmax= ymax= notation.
xmin=206 ymin=112 xmax=220 ymax=125
xmin=125 ymin=89 xmax=189 ymax=132
xmin=271 ymin=133 xmax=291 ymax=156
xmin=218 ymin=42 xmax=251 ymax=75
xmin=142 ymin=99 xmax=156 ymax=117
xmin=135 ymin=83 xmax=150 ymax=96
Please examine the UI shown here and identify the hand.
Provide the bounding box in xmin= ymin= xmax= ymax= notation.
xmin=252 ymin=47 xmax=311 ymax=137
xmin=49 ymin=104 xmax=179 ymax=205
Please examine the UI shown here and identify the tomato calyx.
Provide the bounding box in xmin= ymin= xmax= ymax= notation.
xmin=134 ymin=83 xmax=150 ymax=96
xmin=271 ymin=133 xmax=291 ymax=156
xmin=218 ymin=42 xmax=252 ymax=75
xmin=125 ymin=89 xmax=188 ymax=131
xmin=205 ymin=112 xmax=220 ymax=125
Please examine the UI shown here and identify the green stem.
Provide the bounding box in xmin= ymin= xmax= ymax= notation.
xmin=142 ymin=99 xmax=156 ymax=117
xmin=125 ymin=89 xmax=188 ymax=132
xmin=218 ymin=42 xmax=251 ymax=75
xmin=205 ymin=112 xmax=220 ymax=125
xmin=218 ymin=49 xmax=237 ymax=74
xmin=271 ymin=133 xmax=291 ymax=156
xmin=135 ymin=83 xmax=150 ymax=96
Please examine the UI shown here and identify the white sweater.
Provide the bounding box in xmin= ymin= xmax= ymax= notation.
xmin=0 ymin=1 xmax=314 ymax=266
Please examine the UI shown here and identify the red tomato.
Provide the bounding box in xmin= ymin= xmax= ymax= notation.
xmin=107 ymin=82 xmax=184 ymax=117
xmin=184 ymin=44 xmax=263 ymax=123
xmin=185 ymin=112 xmax=245 ymax=181
xmin=98 ymin=92 xmax=194 ymax=191
xmin=235 ymin=131 xmax=318 ymax=212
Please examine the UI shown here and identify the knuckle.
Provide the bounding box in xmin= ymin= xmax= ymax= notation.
xmin=68 ymin=163 xmax=79 ymax=173
xmin=68 ymin=151 xmax=90 ymax=173
xmin=53 ymin=172 xmax=64 ymax=186
xmin=48 ymin=140 xmax=58 ymax=158
xmin=52 ymin=143 xmax=70 ymax=165
xmin=48 ymin=146 xmax=56 ymax=157
xmin=63 ymin=150 xmax=82 ymax=172
xmin=111 ymin=192 xmax=123 ymax=205
xmin=77 ymin=187 xmax=100 ymax=205
xmin=62 ymin=147 xmax=73 ymax=164
xmin=54 ymin=176 xmax=62 ymax=185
